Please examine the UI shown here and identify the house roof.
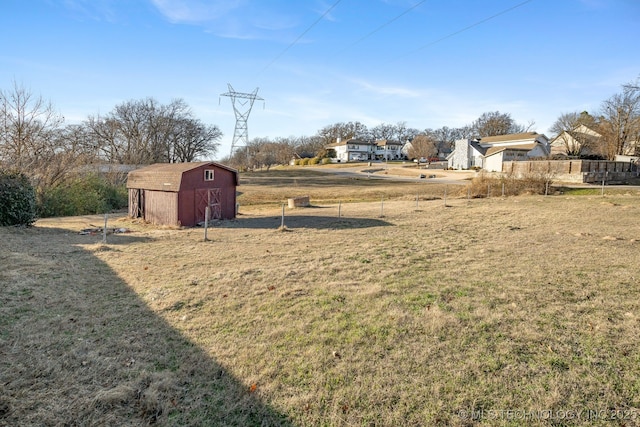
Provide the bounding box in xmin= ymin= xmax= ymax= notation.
xmin=469 ymin=140 xmax=487 ymax=155
xmin=484 ymin=143 xmax=538 ymax=157
xmin=325 ymin=141 xmax=346 ymax=148
xmin=550 ymin=129 xmax=601 ymax=146
xmin=376 ymin=139 xmax=402 ymax=147
xmin=326 ymin=138 xmax=375 ymax=148
xmin=126 ymin=161 xmax=238 ymax=191
xmin=478 ymin=132 xmax=545 ymax=144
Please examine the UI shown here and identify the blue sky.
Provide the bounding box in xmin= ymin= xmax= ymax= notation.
xmin=2 ymin=0 xmax=639 ymax=159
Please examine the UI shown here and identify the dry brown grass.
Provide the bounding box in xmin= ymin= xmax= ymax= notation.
xmin=237 ymin=168 xmax=455 ymax=206
xmin=2 ymin=170 xmax=640 ymax=426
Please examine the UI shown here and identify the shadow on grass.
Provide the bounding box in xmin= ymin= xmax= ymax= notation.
xmin=0 ymin=225 xmax=293 ymax=426
xmin=220 ymin=214 xmax=393 ymax=230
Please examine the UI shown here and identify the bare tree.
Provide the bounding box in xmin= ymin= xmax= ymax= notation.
xmin=315 ymin=121 xmax=370 ymax=145
xmin=549 ymin=111 xmax=599 ymax=156
xmin=86 ymin=98 xmax=221 ymax=164
xmin=293 ymin=135 xmax=325 ymax=158
xmin=370 ymin=123 xmax=397 ymax=140
xmin=44 ymin=124 xmax=102 ymax=186
xmin=255 ymin=141 xmax=285 ymax=171
xmin=0 ymin=81 xmax=65 ymax=188
xmin=598 ymin=79 xmax=640 ymax=159
xmin=370 ymin=121 xmax=419 ymax=143
xmin=170 ymin=118 xmax=222 ymax=162
xmin=406 ymin=134 xmax=437 ymax=164
xmin=426 ymin=126 xmax=467 ymax=151
xmin=400 ymin=126 xmax=421 ymax=143
xmin=471 ymin=111 xmax=525 ymax=137
xmin=457 ymin=125 xmax=474 ymax=140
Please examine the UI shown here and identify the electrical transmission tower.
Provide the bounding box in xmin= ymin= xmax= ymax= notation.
xmin=220 ymin=84 xmax=264 ymax=157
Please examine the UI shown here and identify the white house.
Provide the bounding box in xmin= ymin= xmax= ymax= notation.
xmin=326 ymin=138 xmax=376 ymax=162
xmin=375 ymin=139 xmax=403 ymax=160
xmin=447 ymin=132 xmax=550 ymax=171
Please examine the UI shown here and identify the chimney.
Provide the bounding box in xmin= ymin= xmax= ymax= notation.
xmin=337 ymin=137 xmax=342 ymax=144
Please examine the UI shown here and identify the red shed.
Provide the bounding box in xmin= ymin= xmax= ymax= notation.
xmin=126 ymin=162 xmax=238 ymax=227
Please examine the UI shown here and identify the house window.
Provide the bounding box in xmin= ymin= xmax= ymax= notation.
xmin=204 ymin=169 xmax=214 ymax=181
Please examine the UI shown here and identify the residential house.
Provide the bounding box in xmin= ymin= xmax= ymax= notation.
xmin=549 ymin=124 xmax=601 ymax=157
xmin=375 ymin=139 xmax=404 ymax=160
xmin=447 ymin=132 xmax=550 ymax=171
xmin=621 ymin=138 xmax=640 ymax=157
xmin=325 ymin=138 xmax=376 ymax=162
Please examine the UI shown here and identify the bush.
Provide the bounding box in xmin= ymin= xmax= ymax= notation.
xmin=308 ymin=157 xmax=320 ymax=165
xmin=37 ymin=174 xmax=128 ymax=218
xmin=466 ymin=171 xmax=553 ymax=198
xmin=0 ymin=171 xmax=36 ymax=226
xmin=321 ymin=158 xmax=331 ymax=165
xmin=300 ymin=158 xmax=310 ymax=166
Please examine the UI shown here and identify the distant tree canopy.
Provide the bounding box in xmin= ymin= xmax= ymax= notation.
xmin=470 ymin=111 xmax=530 ymax=138
xmin=315 ymin=121 xmax=371 ymax=146
xmin=424 ymin=126 xmax=463 ymax=148
xmin=86 ymin=98 xmax=222 ymax=164
xmin=370 ymin=121 xmax=420 ymax=143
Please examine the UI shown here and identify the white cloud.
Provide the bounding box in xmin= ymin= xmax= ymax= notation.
xmin=59 ymin=0 xmax=118 ymax=22
xmin=347 ymin=77 xmax=423 ymax=98
xmin=149 ymin=0 xmax=322 ymax=41
xmin=149 ymin=0 xmax=244 ymax=23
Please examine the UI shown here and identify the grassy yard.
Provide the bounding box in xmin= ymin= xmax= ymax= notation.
xmin=236 ymin=167 xmax=455 ymax=205
xmin=1 ymin=171 xmax=640 ymax=426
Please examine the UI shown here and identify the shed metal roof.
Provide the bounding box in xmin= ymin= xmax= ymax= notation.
xmin=477 ymin=132 xmax=544 ymax=144
xmin=126 ymin=162 xmax=238 ymax=191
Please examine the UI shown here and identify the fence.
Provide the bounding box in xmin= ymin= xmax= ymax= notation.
xmin=502 ymin=160 xmax=639 ymax=183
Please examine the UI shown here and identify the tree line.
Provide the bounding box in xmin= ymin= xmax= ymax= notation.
xmin=0 ymin=82 xmax=223 ymax=218
xmin=225 ymin=110 xmax=532 ymax=170
xmin=1 ymin=76 xmax=638 ymax=220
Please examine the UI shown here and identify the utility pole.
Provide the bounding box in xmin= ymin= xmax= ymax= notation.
xmin=220 ymin=84 xmax=264 ymax=157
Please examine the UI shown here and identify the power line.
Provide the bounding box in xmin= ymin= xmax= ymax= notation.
xmin=400 ymin=0 xmax=535 ymax=58
xmin=258 ymin=0 xmax=342 ymax=77
xmin=341 ymin=0 xmax=428 ymax=53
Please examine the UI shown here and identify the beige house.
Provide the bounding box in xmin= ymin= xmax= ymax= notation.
xmin=448 ymin=132 xmax=550 ymax=171
xmin=549 ymin=124 xmax=601 ymax=156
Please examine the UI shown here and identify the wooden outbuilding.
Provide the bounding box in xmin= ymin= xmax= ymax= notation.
xmin=126 ymin=162 xmax=238 ymax=227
